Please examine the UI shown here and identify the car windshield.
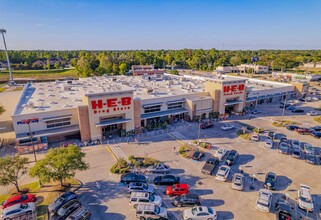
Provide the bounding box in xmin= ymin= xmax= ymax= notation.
xmin=280 ymin=145 xmax=288 ymax=150
xmin=218 ymin=149 xmax=224 ymax=154
xmin=149 ymin=194 xmax=155 ymax=202
xmin=300 ymin=196 xmax=311 ymax=203
xmin=55 ymin=197 xmax=65 ymax=204
xmin=257 ymin=201 xmax=269 ymax=207
xmin=293 ymin=140 xmax=299 ymax=145
xmin=191 ymin=207 xmax=198 ymax=215
xmin=266 ymin=175 xmax=275 ymax=182
xmin=21 ymin=195 xmax=28 ymax=200
xmin=227 ymin=153 xmax=235 ymax=160
xmin=142 ymin=184 xmax=148 ymax=190
xmin=154 ymin=205 xmax=160 ymax=214
xmin=20 ymin=204 xmax=28 ymax=209
xmin=234 ymin=182 xmax=242 ymax=186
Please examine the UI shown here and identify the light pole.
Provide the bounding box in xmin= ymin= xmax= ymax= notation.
xmin=0 ymin=29 xmax=14 ymax=85
xmin=27 ymin=122 xmax=37 ymax=162
xmin=281 ymin=92 xmax=288 ymax=121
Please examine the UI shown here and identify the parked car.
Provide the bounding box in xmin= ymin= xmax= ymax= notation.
xmin=298 ymin=184 xmax=314 ymax=212
xmin=279 ymin=136 xmax=287 ymax=142
xmin=231 ymin=173 xmax=244 ymax=191
xmin=183 ymin=206 xmax=217 ymax=220
xmin=200 ymin=121 xmax=214 ymax=129
xmin=147 ymin=163 xmax=171 ymax=174
xmin=312 ymin=97 xmax=319 ymax=101
xmin=221 ymin=123 xmax=235 ymax=131
xmin=215 ymin=165 xmax=230 ymax=182
xmin=214 ymin=148 xmax=227 ymax=160
xmin=1 ymin=203 xmax=36 ymax=220
xmin=251 ymin=134 xmax=260 ymax=142
xmin=166 ymin=183 xmax=189 ymax=197
xmin=303 ymin=144 xmax=314 ymax=155
xmin=268 ymin=131 xmax=276 ymax=140
xmin=120 ymin=172 xmax=147 ymax=184
xmin=278 ymin=142 xmax=289 ymax=154
xmin=286 ymin=106 xmax=296 ymax=111
xmin=130 ymin=192 xmax=162 ymax=208
xmin=295 ymin=128 xmax=312 ymax=135
xmin=251 ymin=109 xmax=261 ymax=114
xmin=172 ymin=194 xmax=201 ymax=207
xmin=306 ymin=154 xmax=317 ymax=165
xmin=286 ymin=125 xmax=301 ymax=131
xmin=264 ymin=172 xmax=277 ymax=190
xmin=2 ymin=194 xmax=36 ymax=209
xmin=265 ymin=139 xmax=273 ymax=148
xmin=201 ymin=157 xmax=219 ymax=175
xmin=275 ymin=201 xmax=293 ymax=220
xmin=307 ymin=111 xmax=319 ymax=116
xmin=292 ymin=108 xmax=304 ymax=113
xmin=310 ymin=131 xmax=321 ymax=139
xmin=154 ymin=175 xmax=180 ymax=186
xmin=135 ymin=204 xmax=168 ymax=220
xmin=48 ymin=191 xmax=77 ymax=213
xmin=256 ymin=189 xmax=272 ymax=212
xmin=191 ymin=150 xmax=205 ymax=161
xmin=53 ymin=200 xmax=82 ymax=220
xmin=225 ymin=150 xmax=238 ymax=166
xmin=291 ymin=148 xmax=302 ymax=159
xmin=128 ymin=182 xmax=155 ymax=194
xmin=66 ymin=206 xmax=91 ymax=220
xmin=311 ymin=126 xmax=321 ymax=132
xmin=289 ymin=140 xmax=300 ymax=149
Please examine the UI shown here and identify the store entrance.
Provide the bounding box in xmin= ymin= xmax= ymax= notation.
xmin=225 ymin=105 xmax=234 ymax=114
xmin=102 ymin=123 xmax=122 ymax=139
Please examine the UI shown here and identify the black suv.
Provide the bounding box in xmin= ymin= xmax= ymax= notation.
xmin=172 ymin=194 xmax=201 ymax=207
xmin=225 ymin=150 xmax=238 ymax=166
xmin=120 ymin=172 xmax=147 ymax=184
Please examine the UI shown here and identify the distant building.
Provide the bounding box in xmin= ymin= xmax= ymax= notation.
xmin=131 ymin=64 xmax=165 ymax=76
xmin=131 ymin=64 xmax=154 ymax=71
xmin=272 ymin=72 xmax=321 ymax=82
xmin=302 ymin=62 xmax=321 ymax=68
xmin=216 ymin=64 xmax=269 ymax=74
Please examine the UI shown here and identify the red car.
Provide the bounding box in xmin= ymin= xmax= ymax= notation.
xmin=295 ymin=128 xmax=312 ymax=135
xmin=165 ymin=183 xmax=189 ymax=196
xmin=200 ymin=121 xmax=214 ymax=129
xmin=2 ymin=194 xmax=36 ymax=209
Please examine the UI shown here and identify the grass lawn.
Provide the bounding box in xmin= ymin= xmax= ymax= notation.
xmin=0 ymin=87 xmax=7 ymax=92
xmin=0 ymin=69 xmax=79 ymax=81
xmin=0 ymin=178 xmax=80 ymax=220
xmin=314 ymin=116 xmax=321 ymax=124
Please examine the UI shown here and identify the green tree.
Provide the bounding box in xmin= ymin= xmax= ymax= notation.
xmin=29 ymin=145 xmax=89 ymax=186
xmin=0 ymin=104 xmax=5 ymax=115
xmin=54 ymin=62 xmax=60 ymax=69
xmin=112 ymin=64 xmax=119 ymax=75
xmin=119 ymin=63 xmax=127 ymax=75
xmin=169 ymin=69 xmax=179 ymax=75
xmin=0 ymin=156 xmax=29 ymax=192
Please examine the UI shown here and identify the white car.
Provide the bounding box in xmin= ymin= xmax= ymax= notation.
xmin=214 ymin=148 xmax=227 ymax=160
xmin=264 ymin=139 xmax=273 ymax=148
xmin=1 ymin=203 xmax=36 ymax=219
xmin=256 ymin=189 xmax=272 ymax=212
xmin=306 ymin=111 xmax=319 ymax=116
xmin=215 ymin=165 xmax=230 ymax=182
xmin=221 ymin=124 xmax=235 ymax=131
xmin=251 ymin=134 xmax=260 ymax=142
xmin=298 ymin=184 xmax=314 ymax=212
xmin=312 ymin=97 xmax=319 ymax=101
xmin=231 ymin=173 xmax=244 ymax=191
xmin=183 ymin=206 xmax=217 ymax=220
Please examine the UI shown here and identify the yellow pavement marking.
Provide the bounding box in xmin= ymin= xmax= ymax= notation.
xmin=167 ymin=133 xmax=185 ymax=144
xmin=106 ymin=145 xmax=117 ymax=161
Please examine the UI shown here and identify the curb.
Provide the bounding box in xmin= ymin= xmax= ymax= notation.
xmin=167 ymin=133 xmax=185 ymax=145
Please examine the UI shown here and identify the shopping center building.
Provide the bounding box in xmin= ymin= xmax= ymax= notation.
xmin=12 ymin=74 xmax=299 ymax=146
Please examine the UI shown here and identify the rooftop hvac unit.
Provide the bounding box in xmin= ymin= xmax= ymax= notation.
xmin=27 ymin=101 xmax=34 ymax=108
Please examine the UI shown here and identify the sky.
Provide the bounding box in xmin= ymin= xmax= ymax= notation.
xmin=1 ymin=0 xmax=321 ymax=50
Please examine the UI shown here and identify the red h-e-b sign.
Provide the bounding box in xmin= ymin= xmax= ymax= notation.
xmin=91 ymin=97 xmax=132 ymax=114
xmin=223 ymin=84 xmax=245 ymax=95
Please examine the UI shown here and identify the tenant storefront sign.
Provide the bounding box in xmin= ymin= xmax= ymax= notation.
xmin=223 ymin=84 xmax=245 ymax=96
xmin=17 ymin=118 xmax=39 ymax=125
xmin=90 ymin=97 xmax=132 ymax=114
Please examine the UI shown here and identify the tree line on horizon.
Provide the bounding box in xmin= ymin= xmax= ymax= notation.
xmin=1 ymin=49 xmax=321 ymax=77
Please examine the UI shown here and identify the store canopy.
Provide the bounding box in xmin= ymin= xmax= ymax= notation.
xmin=141 ymin=108 xmax=188 ymax=119
xmin=224 ymin=100 xmax=243 ymax=106
xmin=246 ymin=97 xmax=257 ymax=102
xmin=96 ymin=118 xmax=131 ymax=127
xmin=16 ymin=125 xmax=80 ymax=140
xmin=142 ymin=102 xmax=163 ymax=108
xmin=42 ymin=114 xmax=72 ymax=122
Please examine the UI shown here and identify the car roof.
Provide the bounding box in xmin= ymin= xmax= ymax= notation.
xmin=300 ymin=184 xmax=311 ymax=199
xmin=136 ymin=204 xmax=155 ymax=211
xmin=184 ymin=194 xmax=199 ymax=199
xmin=67 ymin=206 xmax=90 ymax=219
xmin=4 ymin=195 xmax=25 ymax=203
xmin=131 ymin=192 xmax=150 ymax=198
xmin=207 ymin=157 xmax=218 ymax=162
xmin=195 ymin=206 xmax=209 ymax=213
xmin=174 ymin=183 xmax=188 ymax=189
xmin=258 ymin=190 xmax=272 ymax=204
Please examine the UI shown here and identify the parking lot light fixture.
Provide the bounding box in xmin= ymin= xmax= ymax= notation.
xmin=0 ymin=28 xmax=14 ymax=85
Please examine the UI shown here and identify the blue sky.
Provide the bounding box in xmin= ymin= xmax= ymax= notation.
xmin=1 ymin=0 xmax=321 ymax=50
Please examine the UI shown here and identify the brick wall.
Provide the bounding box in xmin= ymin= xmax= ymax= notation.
xmin=77 ymin=105 xmax=91 ymax=142
xmin=133 ymin=98 xmax=141 ymax=128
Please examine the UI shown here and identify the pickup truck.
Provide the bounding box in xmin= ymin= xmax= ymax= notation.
xmin=201 ymin=157 xmax=219 ymax=175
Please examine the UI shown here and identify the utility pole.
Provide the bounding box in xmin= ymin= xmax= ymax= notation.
xmin=27 ymin=122 xmax=37 ymax=162
xmin=0 ymin=29 xmax=15 ymax=86
xmin=281 ymin=92 xmax=288 ymax=121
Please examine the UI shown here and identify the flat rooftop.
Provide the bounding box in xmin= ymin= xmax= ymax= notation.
xmin=13 ymin=74 xmax=293 ymax=116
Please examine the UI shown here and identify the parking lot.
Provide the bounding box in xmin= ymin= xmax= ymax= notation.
xmin=71 ymin=100 xmax=321 ymax=220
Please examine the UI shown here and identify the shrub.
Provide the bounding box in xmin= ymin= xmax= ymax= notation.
xmin=314 ymin=116 xmax=321 ymax=124
xmin=110 ymin=159 xmax=130 ymax=174
xmin=179 ymin=144 xmax=197 ymax=158
xmin=253 ymin=128 xmax=264 ymax=133
xmin=272 ymin=120 xmax=299 ymax=127
xmin=237 ymin=130 xmax=251 ymax=140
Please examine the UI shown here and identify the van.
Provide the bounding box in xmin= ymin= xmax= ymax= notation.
xmin=129 ymin=192 xmax=162 ymax=208
xmin=66 ymin=206 xmax=91 ymax=220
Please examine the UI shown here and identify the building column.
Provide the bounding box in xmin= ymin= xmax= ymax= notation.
xmin=77 ymin=105 xmax=91 ymax=142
